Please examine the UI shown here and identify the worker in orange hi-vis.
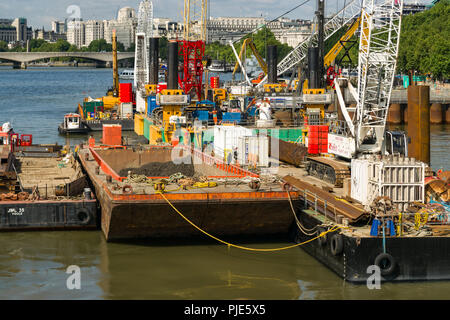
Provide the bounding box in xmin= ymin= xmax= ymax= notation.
xmin=88 ymin=135 xmax=95 ymax=148
xmin=212 ymin=110 xmax=218 ymax=125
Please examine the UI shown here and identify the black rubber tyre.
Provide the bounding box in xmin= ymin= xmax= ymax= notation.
xmin=374 ymin=253 xmax=396 ymax=276
xmin=77 ymin=208 xmax=91 ymax=225
xmin=330 ymin=234 xmax=344 ymax=256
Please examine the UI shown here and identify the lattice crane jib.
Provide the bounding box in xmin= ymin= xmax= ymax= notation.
xmin=355 ymin=0 xmax=403 ymax=152
xmin=134 ymin=0 xmax=154 ymax=90
xmin=180 ymin=0 xmax=207 ymax=100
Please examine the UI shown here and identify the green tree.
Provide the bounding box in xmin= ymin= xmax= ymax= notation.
xmin=87 ymin=39 xmax=112 ymax=52
xmin=397 ymin=0 xmax=450 ymax=80
xmin=0 ymin=40 xmax=8 ymax=52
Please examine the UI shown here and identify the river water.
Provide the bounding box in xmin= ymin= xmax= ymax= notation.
xmin=0 ymin=67 xmax=449 ymax=300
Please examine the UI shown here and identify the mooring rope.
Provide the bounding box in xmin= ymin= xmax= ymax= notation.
xmin=157 ymin=191 xmax=346 ymax=252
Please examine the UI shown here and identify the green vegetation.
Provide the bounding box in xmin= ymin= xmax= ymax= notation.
xmin=204 ymin=26 xmax=293 ymax=64
xmin=0 ymin=40 xmax=8 ymax=52
xmin=397 ymin=0 xmax=449 ymax=80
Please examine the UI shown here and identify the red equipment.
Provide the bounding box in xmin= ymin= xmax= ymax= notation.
xmin=178 ymin=40 xmax=205 ymax=100
xmin=326 ymin=66 xmax=341 ymax=89
xmin=20 ymin=134 xmax=32 ymax=146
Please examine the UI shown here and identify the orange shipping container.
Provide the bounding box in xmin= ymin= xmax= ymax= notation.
xmin=103 ymin=124 xmax=122 ymax=146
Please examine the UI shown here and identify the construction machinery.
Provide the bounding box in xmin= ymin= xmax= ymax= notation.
xmin=306 ymin=0 xmax=408 ymax=187
xmin=231 ymin=38 xmax=268 ymax=82
xmin=134 ymin=0 xmax=154 ymax=113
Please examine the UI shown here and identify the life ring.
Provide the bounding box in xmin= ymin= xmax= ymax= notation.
xmin=77 ymin=208 xmax=91 ymax=225
xmin=330 ymin=234 xmax=344 ymax=256
xmin=374 ymin=253 xmax=397 ymax=276
xmin=317 ymin=227 xmax=327 ymax=246
xmin=122 ymin=184 xmax=133 ymax=194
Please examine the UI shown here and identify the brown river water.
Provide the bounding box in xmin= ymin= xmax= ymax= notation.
xmin=0 ymin=67 xmax=449 ymax=300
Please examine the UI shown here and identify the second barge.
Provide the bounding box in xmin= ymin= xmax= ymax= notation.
xmin=78 ymin=144 xmax=299 ymax=241
xmin=0 ymin=143 xmax=98 ymax=231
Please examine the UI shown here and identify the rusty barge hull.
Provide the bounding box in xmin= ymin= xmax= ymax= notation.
xmin=79 ymin=146 xmax=298 ymax=241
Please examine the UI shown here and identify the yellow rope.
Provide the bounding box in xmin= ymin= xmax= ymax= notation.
xmin=157 ymin=191 xmax=346 ymax=252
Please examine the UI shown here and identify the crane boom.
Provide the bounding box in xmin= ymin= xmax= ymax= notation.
xmin=354 ymin=0 xmax=403 ymax=153
xmin=232 ymin=38 xmax=268 ymax=77
xmin=324 ymin=17 xmax=361 ymax=68
xmin=276 ymin=0 xmax=362 ymax=77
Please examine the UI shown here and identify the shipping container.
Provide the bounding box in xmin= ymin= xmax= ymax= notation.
xmin=102 ymin=124 xmax=122 ymax=146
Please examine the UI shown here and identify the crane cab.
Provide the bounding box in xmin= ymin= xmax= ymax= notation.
xmin=383 ymin=130 xmax=408 ymax=157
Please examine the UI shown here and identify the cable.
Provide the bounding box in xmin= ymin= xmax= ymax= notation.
xmin=232 ymin=0 xmax=313 ymax=45
xmin=157 ymin=191 xmax=346 ymax=252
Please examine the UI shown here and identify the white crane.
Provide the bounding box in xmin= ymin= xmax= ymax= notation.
xmin=134 ymin=0 xmax=154 ymax=112
xmin=333 ymin=0 xmax=404 ymax=156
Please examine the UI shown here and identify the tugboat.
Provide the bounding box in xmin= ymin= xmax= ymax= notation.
xmin=57 ymin=29 xmax=135 ymax=135
xmin=58 ymin=113 xmax=89 ymax=134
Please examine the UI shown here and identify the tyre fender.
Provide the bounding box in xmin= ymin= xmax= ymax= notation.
xmin=77 ymin=208 xmax=91 ymax=225
xmin=330 ymin=234 xmax=344 ymax=256
xmin=374 ymin=253 xmax=397 ymax=276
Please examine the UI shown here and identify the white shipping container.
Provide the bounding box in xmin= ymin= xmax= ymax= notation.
xmin=237 ymin=136 xmax=269 ymax=167
xmin=120 ymin=103 xmax=133 ymax=119
xmin=214 ymin=125 xmax=254 ymax=161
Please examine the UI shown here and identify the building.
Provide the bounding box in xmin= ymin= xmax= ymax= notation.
xmin=104 ymin=7 xmax=137 ymax=49
xmin=403 ymin=3 xmax=428 ymax=15
xmin=51 ymin=21 xmax=66 ymax=34
xmin=67 ymin=19 xmax=85 ymax=48
xmin=66 ymin=7 xmax=137 ymax=49
xmin=207 ymin=16 xmax=312 ymax=47
xmin=0 ymin=25 xmax=16 ymax=43
xmin=153 ymin=18 xmax=183 ymax=39
xmin=33 ymin=28 xmax=67 ymax=42
xmin=0 ymin=17 xmax=32 ymax=44
xmin=85 ymin=20 xmax=104 ymax=46
xmin=11 ymin=18 xmax=32 ymax=42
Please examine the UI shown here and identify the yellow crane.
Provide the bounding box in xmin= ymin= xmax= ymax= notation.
xmin=301 ymin=17 xmax=361 ymax=93
xmin=232 ymin=38 xmax=268 ymax=81
xmin=323 ymin=17 xmax=360 ymax=69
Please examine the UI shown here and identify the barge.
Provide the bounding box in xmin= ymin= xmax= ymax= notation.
xmin=78 ymin=143 xmax=298 ymax=241
xmin=0 ymin=143 xmax=98 ymax=231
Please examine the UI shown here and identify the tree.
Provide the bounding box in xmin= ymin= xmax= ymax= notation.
xmin=87 ymin=39 xmax=112 ymax=52
xmin=55 ymin=39 xmax=71 ymax=52
xmin=0 ymin=40 xmax=8 ymax=52
xmin=397 ymin=0 xmax=450 ymax=80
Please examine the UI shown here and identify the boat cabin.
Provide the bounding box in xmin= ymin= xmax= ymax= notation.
xmin=63 ymin=113 xmax=82 ymax=130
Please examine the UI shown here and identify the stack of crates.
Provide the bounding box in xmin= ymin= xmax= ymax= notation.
xmin=102 ymin=124 xmax=122 ymax=146
xmin=308 ymin=125 xmax=328 ymax=154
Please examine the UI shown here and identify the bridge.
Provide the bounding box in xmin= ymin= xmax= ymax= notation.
xmin=0 ymin=52 xmax=135 ymax=68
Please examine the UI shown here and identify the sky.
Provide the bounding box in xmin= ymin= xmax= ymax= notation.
xmin=0 ymin=0 xmax=436 ymax=29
